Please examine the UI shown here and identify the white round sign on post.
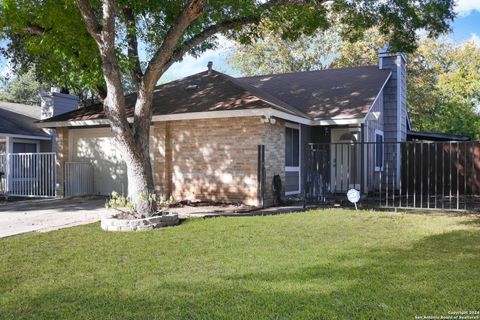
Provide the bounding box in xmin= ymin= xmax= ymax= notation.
xmin=347 ymin=189 xmax=360 ymax=210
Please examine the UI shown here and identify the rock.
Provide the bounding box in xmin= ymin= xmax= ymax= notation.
xmin=101 ymin=212 xmax=179 ymax=232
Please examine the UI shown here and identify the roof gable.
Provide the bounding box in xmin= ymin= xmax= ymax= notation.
xmin=239 ymin=66 xmax=391 ymax=120
xmin=0 ymin=101 xmax=41 ymax=119
xmin=0 ymin=107 xmax=49 ymax=137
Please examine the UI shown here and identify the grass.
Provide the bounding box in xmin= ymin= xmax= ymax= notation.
xmin=1 ymin=209 xmax=480 ymax=319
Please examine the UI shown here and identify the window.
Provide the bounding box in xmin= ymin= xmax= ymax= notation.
xmin=285 ymin=127 xmax=299 ymax=167
xmin=375 ymin=130 xmax=384 ymax=171
xmin=285 ymin=125 xmax=300 ymax=195
xmin=13 ymin=143 xmax=37 ymax=153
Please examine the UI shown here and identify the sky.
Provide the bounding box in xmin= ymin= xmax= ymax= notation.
xmin=1 ymin=0 xmax=480 ymax=83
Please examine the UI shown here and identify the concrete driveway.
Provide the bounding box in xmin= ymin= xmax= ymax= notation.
xmin=0 ymin=197 xmax=111 ymax=238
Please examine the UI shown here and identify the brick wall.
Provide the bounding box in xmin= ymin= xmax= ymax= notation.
xmin=261 ymin=118 xmax=286 ymax=205
xmin=150 ymin=116 xmax=286 ymax=206
xmin=56 ymin=116 xmax=288 ymax=206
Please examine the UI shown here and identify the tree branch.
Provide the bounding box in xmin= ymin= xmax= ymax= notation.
xmin=170 ymin=17 xmax=259 ymax=64
xmin=76 ymin=0 xmax=132 ymax=141
xmin=101 ymin=0 xmax=115 ymax=49
xmin=75 ymin=0 xmax=102 ymax=44
xmin=23 ymin=24 xmax=46 ymax=36
xmin=123 ymin=7 xmax=142 ymax=88
xmin=143 ymin=0 xmax=206 ymax=92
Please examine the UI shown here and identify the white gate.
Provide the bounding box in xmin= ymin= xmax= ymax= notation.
xmin=64 ymin=162 xmax=94 ymax=197
xmin=1 ymin=153 xmax=56 ymax=197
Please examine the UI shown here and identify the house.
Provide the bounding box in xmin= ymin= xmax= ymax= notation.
xmin=0 ymin=91 xmax=78 ymax=196
xmin=38 ymin=47 xmax=431 ymax=205
xmin=0 ymin=91 xmax=79 ymax=154
xmin=0 ymin=101 xmax=52 ymax=154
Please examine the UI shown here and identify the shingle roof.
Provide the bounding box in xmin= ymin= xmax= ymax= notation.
xmin=40 ymin=66 xmax=391 ymax=124
xmin=0 ymin=101 xmax=41 ymax=119
xmin=40 ymin=70 xmax=307 ymax=123
xmin=238 ymin=66 xmax=391 ymax=120
xmin=0 ymin=105 xmax=49 ymax=137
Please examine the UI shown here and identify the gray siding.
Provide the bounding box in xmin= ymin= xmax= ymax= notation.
xmin=380 ymin=52 xmax=407 ymax=188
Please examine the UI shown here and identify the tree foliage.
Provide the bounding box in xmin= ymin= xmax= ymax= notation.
xmin=0 ymin=67 xmax=49 ymax=104
xmin=229 ymin=28 xmax=480 ymax=139
xmin=1 ymin=0 xmax=455 ymax=96
xmin=409 ymin=39 xmax=480 ymax=139
xmin=228 ymin=27 xmax=341 ymax=75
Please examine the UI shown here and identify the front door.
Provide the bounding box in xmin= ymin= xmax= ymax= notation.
xmin=330 ymin=128 xmax=360 ymax=192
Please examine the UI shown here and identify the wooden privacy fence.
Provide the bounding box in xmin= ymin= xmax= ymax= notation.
xmin=304 ymin=141 xmax=480 ymax=211
xmin=0 ymin=153 xmax=56 ymax=197
xmin=397 ymin=142 xmax=480 ymax=211
xmin=64 ymin=162 xmax=94 ymax=197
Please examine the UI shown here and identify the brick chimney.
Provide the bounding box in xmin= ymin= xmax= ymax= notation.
xmin=207 ymin=61 xmax=213 ymax=74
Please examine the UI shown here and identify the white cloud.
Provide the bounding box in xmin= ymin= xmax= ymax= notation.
xmin=467 ymin=32 xmax=480 ymax=46
xmin=455 ymin=0 xmax=480 ymax=15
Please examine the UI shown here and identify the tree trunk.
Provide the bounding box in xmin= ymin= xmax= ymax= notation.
xmin=103 ymin=83 xmax=156 ymax=217
xmin=114 ymin=92 xmax=156 ymax=217
xmin=122 ymin=142 xmax=155 ymax=216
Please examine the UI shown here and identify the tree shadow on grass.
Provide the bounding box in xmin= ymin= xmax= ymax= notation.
xmin=1 ymin=229 xmax=480 ymax=319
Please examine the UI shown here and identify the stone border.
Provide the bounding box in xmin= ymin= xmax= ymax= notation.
xmin=101 ymin=212 xmax=179 ymax=232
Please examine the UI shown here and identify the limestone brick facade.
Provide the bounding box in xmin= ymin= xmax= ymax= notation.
xmin=150 ymin=116 xmax=286 ymax=206
xmin=56 ymin=116 xmax=288 ymax=206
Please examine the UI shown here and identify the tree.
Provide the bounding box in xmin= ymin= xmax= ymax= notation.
xmin=408 ymin=38 xmax=480 ymax=138
xmin=0 ymin=67 xmax=50 ymax=104
xmin=228 ymin=26 xmax=340 ymax=75
xmin=0 ymin=0 xmax=456 ymax=215
xmin=230 ymin=27 xmax=480 ymax=139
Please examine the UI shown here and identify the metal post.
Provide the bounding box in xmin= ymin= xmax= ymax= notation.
xmin=413 ymin=144 xmax=416 ymax=208
xmin=399 ymin=142 xmax=402 ymax=208
xmin=420 ymin=142 xmax=423 ymax=208
xmin=257 ymin=145 xmax=265 ymax=208
xmin=360 ymin=124 xmax=365 ymax=195
xmin=435 ymin=143 xmax=438 ymax=209
xmin=406 ymin=143 xmax=409 ymax=207
xmin=456 ymin=142 xmax=460 ymax=210
xmin=386 ymin=160 xmax=389 ymax=207
xmin=449 ymin=142 xmax=452 ymax=210
xmin=427 ymin=143 xmax=430 ymax=209
xmin=334 ymin=144 xmax=337 ymax=194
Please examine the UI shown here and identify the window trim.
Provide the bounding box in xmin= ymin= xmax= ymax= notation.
xmin=285 ymin=122 xmax=301 ymax=195
xmin=374 ymin=129 xmax=384 ymax=172
xmin=12 ymin=141 xmax=40 ymax=154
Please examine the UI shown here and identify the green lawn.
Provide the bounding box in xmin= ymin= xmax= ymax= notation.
xmin=1 ymin=209 xmax=479 ymax=319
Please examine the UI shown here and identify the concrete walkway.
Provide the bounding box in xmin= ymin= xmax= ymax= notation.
xmin=0 ymin=197 xmax=313 ymax=238
xmin=0 ymin=197 xmax=109 ymax=238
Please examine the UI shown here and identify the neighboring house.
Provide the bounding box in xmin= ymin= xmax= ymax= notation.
xmin=38 ymin=47 xmax=464 ymax=206
xmin=0 ymin=91 xmax=79 ymax=154
xmin=0 ymin=101 xmax=52 ymax=154
xmin=0 ymin=91 xmax=78 ymax=196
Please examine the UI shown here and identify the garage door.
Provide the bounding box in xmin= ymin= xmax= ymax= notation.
xmin=70 ymin=128 xmax=128 ymax=195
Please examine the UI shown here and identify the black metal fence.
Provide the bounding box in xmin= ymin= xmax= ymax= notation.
xmin=304 ymin=141 xmax=480 ymax=211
